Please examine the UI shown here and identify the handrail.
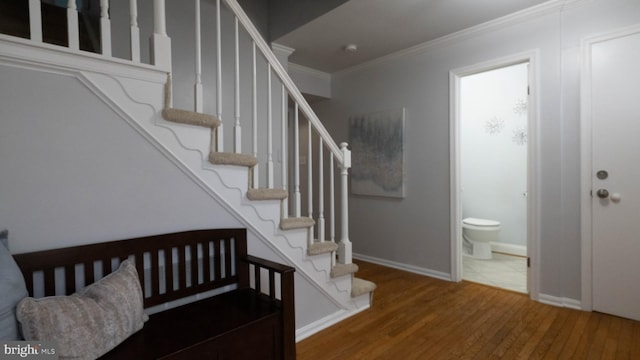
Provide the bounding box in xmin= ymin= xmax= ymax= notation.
xmin=223 ymin=0 xmax=347 ymax=166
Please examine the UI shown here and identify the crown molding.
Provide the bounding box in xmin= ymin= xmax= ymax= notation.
xmin=336 ymin=0 xmax=589 ymax=76
xmin=288 ymin=62 xmax=332 ymax=81
xmin=271 ymin=42 xmax=296 ymax=57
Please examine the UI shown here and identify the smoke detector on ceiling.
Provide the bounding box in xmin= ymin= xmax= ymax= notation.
xmin=344 ymin=44 xmax=358 ymax=52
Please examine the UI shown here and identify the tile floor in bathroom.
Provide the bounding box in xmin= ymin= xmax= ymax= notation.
xmin=462 ymin=252 xmax=527 ymax=293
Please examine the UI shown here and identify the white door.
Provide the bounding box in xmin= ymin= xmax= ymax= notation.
xmin=590 ymin=29 xmax=640 ymax=321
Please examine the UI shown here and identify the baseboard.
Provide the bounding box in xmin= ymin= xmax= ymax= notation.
xmin=353 ymin=253 xmax=452 ymax=281
xmin=295 ymin=306 xmax=370 ymax=342
xmin=538 ymin=293 xmax=583 ymax=310
xmin=491 ymin=242 xmax=527 ymax=257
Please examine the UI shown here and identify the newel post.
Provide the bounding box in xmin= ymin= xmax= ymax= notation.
xmin=338 ymin=142 xmax=352 ymax=264
xmin=150 ymin=0 xmax=172 ymax=71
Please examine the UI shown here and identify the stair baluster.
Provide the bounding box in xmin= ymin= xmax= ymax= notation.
xmin=281 ymin=85 xmax=289 ymax=218
xmin=293 ymin=103 xmax=302 ymax=218
xmin=307 ymin=119 xmax=314 ymax=248
xmin=251 ymin=41 xmax=259 ymax=188
xmin=194 ymin=0 xmax=203 ymax=111
xmin=99 ymin=0 xmax=110 ymax=56
xmin=330 ymin=154 xmax=336 ymax=267
xmin=318 ymin=138 xmax=325 ymax=243
xmin=28 ymin=0 xmax=42 ymax=42
xmin=67 ymin=0 xmax=79 ymax=50
xmin=234 ymin=17 xmax=241 ymax=153
xmin=130 ymin=0 xmax=140 ymax=63
xmin=267 ymin=65 xmax=274 ymax=188
xmin=215 ymin=0 xmax=223 ymax=151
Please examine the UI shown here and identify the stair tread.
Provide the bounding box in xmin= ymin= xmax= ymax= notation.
xmin=247 ymin=188 xmax=288 ymax=201
xmin=209 ymin=152 xmax=258 ymax=167
xmin=351 ymin=277 xmax=377 ymax=298
xmin=162 ymin=108 xmax=221 ymax=128
xmin=280 ymin=217 xmax=315 ymax=230
xmin=307 ymin=242 xmax=339 ymax=255
xmin=331 ymin=263 xmax=359 ymax=278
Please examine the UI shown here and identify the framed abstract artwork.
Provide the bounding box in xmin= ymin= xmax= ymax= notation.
xmin=349 ymin=108 xmax=405 ymax=198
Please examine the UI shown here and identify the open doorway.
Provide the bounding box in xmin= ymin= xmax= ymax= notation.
xmin=450 ymin=52 xmax=539 ymax=297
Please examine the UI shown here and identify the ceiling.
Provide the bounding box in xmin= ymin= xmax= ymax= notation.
xmin=274 ymin=0 xmax=551 ymax=73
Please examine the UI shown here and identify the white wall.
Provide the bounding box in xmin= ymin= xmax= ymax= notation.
xmin=461 ymin=63 xmax=528 ymax=246
xmin=312 ymin=0 xmax=640 ymax=301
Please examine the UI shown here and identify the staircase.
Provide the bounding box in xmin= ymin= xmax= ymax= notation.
xmin=0 ymin=0 xmax=375 ymax=339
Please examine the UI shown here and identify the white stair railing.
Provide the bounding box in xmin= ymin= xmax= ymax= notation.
xmin=9 ymin=0 xmax=353 ymax=267
xmin=219 ymin=0 xmax=353 ymax=265
xmin=18 ymin=0 xmax=169 ymax=71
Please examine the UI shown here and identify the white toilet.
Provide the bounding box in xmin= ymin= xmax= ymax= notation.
xmin=462 ymin=217 xmax=500 ymax=259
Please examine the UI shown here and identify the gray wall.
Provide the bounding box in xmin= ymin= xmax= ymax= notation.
xmin=238 ymin=0 xmax=269 ymax=40
xmin=269 ymin=0 xmax=348 ymax=41
xmin=0 ymin=66 xmax=243 ymax=254
xmin=312 ymin=0 xmax=640 ymax=301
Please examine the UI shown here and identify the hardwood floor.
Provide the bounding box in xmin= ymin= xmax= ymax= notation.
xmin=297 ymin=260 xmax=640 ymax=359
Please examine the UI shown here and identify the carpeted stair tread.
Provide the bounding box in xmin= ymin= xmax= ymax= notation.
xmin=247 ymin=188 xmax=288 ymax=201
xmin=162 ymin=108 xmax=221 ymax=128
xmin=280 ymin=217 xmax=315 ymax=230
xmin=307 ymin=242 xmax=339 ymax=256
xmin=209 ymin=152 xmax=258 ymax=167
xmin=331 ymin=263 xmax=359 ymax=278
xmin=351 ymin=277 xmax=377 ymax=298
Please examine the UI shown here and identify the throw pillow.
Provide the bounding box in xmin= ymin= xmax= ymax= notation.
xmin=16 ymin=259 xmax=147 ymax=359
xmin=0 ymin=229 xmax=29 ymax=340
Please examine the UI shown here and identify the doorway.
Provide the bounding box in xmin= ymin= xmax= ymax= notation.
xmin=581 ymin=25 xmax=640 ymax=321
xmin=450 ymin=52 xmax=539 ymax=298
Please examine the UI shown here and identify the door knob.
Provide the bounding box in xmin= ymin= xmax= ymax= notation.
xmin=596 ymin=189 xmax=609 ymax=199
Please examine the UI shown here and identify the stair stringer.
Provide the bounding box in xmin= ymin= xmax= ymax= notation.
xmin=79 ymin=71 xmax=370 ymax=314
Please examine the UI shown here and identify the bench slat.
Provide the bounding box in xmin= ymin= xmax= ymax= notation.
xmin=65 ymin=264 xmax=76 ymax=294
xmin=163 ymin=247 xmax=172 ymax=294
xmin=190 ymin=243 xmax=198 ymax=286
xmin=214 ymin=240 xmax=221 ymax=281
xmin=203 ymin=241 xmax=211 ymax=283
xmin=224 ymin=238 xmax=232 ymax=278
xmin=44 ymin=268 xmax=55 ymax=296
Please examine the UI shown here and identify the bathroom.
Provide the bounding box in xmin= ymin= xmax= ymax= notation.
xmin=460 ymin=62 xmax=528 ymax=293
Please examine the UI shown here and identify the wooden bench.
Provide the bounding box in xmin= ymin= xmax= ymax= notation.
xmin=13 ymin=228 xmax=295 ymax=360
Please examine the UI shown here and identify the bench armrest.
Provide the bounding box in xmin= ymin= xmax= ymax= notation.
xmin=240 ymin=254 xmax=295 ymax=360
xmin=242 ymin=255 xmax=295 ymax=274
